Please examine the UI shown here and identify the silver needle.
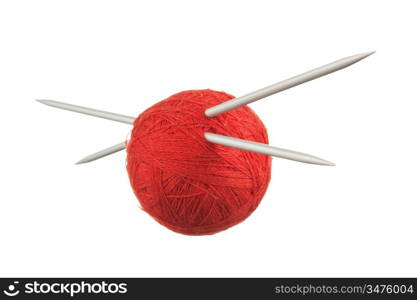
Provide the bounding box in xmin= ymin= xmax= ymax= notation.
xmin=37 ymin=99 xmax=135 ymax=124
xmin=204 ymin=133 xmax=334 ymax=166
xmin=205 ymin=51 xmax=375 ymax=117
xmin=75 ymin=142 xmax=126 ymax=164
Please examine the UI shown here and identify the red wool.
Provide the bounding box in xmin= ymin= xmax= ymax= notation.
xmin=126 ymin=89 xmax=271 ymax=235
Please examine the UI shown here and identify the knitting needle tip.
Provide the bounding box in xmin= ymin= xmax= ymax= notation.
xmin=75 ymin=155 xmax=98 ymax=165
xmin=36 ymin=99 xmax=51 ymax=105
xmin=364 ymin=50 xmax=376 ymax=56
xmin=353 ymin=51 xmax=375 ymax=61
xmin=314 ymin=158 xmax=336 ymax=167
xmin=75 ymin=158 xmax=89 ymax=165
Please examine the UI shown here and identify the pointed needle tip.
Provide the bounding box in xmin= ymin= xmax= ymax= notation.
xmin=358 ymin=51 xmax=376 ymax=60
xmin=75 ymin=158 xmax=89 ymax=165
xmin=36 ymin=99 xmax=54 ymax=106
xmin=320 ymin=160 xmax=336 ymax=166
xmin=310 ymin=155 xmax=335 ymax=166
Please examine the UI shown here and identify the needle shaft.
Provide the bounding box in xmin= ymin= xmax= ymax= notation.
xmin=76 ymin=142 xmax=126 ymax=164
xmin=205 ymin=51 xmax=375 ymax=117
xmin=37 ymin=99 xmax=135 ymax=124
xmin=204 ymin=133 xmax=334 ymax=166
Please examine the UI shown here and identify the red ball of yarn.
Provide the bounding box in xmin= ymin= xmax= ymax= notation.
xmin=126 ymin=89 xmax=271 ymax=235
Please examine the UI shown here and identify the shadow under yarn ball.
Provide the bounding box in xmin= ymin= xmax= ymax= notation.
xmin=126 ymin=89 xmax=272 ymax=235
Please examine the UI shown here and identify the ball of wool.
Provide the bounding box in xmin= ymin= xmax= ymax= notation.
xmin=126 ymin=89 xmax=271 ymax=235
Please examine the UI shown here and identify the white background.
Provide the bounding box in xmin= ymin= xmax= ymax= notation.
xmin=0 ymin=0 xmax=416 ymax=277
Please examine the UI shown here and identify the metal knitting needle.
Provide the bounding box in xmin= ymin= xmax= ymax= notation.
xmin=205 ymin=51 xmax=375 ymax=117
xmin=77 ymin=142 xmax=127 ymax=164
xmin=76 ymin=134 xmax=334 ymax=166
xmin=76 ymin=142 xmax=126 ymax=165
xmin=204 ymin=133 xmax=334 ymax=166
xmin=37 ymin=99 xmax=135 ymax=124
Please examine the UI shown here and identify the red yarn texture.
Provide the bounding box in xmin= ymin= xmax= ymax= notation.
xmin=126 ymin=89 xmax=271 ymax=235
